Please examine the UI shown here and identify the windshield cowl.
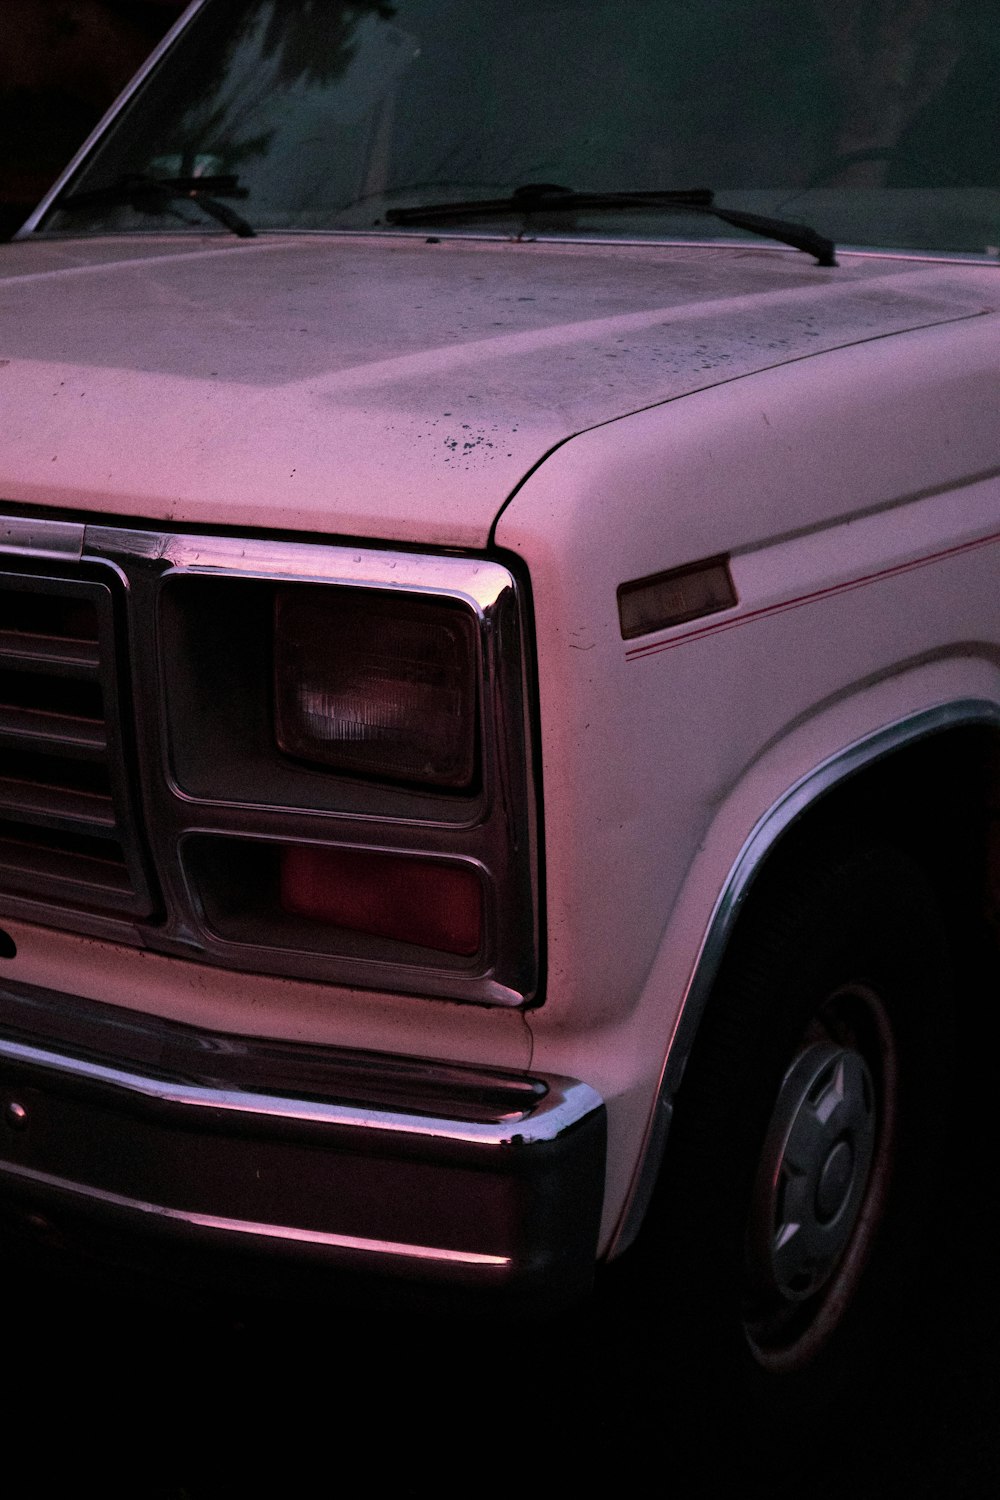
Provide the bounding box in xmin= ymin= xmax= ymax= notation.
xmin=384 ymin=184 xmax=837 ymax=266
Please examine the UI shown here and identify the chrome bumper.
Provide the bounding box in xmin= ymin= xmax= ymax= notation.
xmin=0 ymin=981 xmax=606 ymax=1307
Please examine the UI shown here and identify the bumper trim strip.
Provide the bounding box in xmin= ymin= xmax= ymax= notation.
xmin=0 ymin=1157 xmax=511 ymax=1267
xmin=0 ymin=1033 xmax=599 ymax=1148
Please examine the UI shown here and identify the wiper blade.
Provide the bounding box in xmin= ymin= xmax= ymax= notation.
xmin=386 ymin=183 xmax=836 ymax=267
xmin=57 ymin=174 xmax=256 ymax=239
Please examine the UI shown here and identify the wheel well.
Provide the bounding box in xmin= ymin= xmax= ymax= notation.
xmin=662 ymin=721 xmax=1000 ymax=1318
xmin=726 ymin=720 xmax=1000 ymax=1183
xmin=615 ymin=720 xmax=1000 ymax=1263
xmin=745 ymin=722 xmax=1000 ymax=952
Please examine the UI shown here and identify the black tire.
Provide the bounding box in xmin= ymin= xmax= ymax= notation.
xmin=627 ymin=838 xmax=953 ymax=1436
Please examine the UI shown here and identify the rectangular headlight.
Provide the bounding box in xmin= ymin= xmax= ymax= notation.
xmin=274 ymin=587 xmax=478 ymax=788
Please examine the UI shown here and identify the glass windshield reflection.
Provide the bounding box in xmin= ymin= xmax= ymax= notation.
xmin=43 ymin=0 xmax=1000 ymax=257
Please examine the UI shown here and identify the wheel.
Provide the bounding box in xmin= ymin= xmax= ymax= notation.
xmin=629 ymin=837 xmax=953 ymax=1432
xmin=741 ymin=985 xmax=893 ymax=1373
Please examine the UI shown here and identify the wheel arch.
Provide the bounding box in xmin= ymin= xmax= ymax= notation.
xmin=611 ymin=691 xmax=1000 ymax=1258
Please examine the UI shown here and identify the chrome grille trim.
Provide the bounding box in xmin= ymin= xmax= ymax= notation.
xmin=0 ymin=567 xmax=154 ymax=919
xmin=0 ymin=517 xmax=85 ymax=561
xmin=0 ymin=515 xmax=539 ymax=1007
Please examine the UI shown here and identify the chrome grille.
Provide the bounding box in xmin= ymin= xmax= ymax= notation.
xmin=0 ymin=520 xmax=538 ymax=1008
xmin=0 ymin=570 xmax=153 ymax=918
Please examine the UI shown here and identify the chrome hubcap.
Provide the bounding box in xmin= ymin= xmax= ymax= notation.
xmin=756 ymin=1043 xmax=876 ymax=1302
xmin=743 ymin=983 xmax=896 ymax=1371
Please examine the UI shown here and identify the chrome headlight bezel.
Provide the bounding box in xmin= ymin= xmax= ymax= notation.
xmin=0 ymin=514 xmax=540 ymax=1009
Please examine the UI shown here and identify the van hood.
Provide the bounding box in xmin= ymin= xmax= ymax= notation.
xmin=0 ymin=232 xmax=992 ymax=547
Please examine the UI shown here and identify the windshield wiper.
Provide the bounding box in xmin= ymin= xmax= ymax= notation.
xmin=57 ymin=174 xmax=256 ymax=239
xmin=386 ymin=183 xmax=836 ymax=267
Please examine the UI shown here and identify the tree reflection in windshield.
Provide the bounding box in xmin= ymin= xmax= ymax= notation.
xmin=811 ymin=0 xmax=962 ymax=185
xmin=44 ymin=0 xmax=1000 ymax=257
xmin=254 ymin=0 xmax=399 ymax=87
xmin=156 ymin=1 xmax=401 ymax=184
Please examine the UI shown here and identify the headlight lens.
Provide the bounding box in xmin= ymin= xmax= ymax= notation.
xmin=274 ymin=587 xmax=478 ymax=788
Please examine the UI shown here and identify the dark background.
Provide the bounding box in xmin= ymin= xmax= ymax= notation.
xmin=1 ymin=1 xmax=185 ymax=237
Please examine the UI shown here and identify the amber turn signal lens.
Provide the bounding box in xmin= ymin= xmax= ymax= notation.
xmin=618 ymin=555 xmax=736 ymax=639
xmin=280 ymin=845 xmax=483 ymax=956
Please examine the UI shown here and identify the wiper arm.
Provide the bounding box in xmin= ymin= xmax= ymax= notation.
xmin=57 ymin=174 xmax=256 ymax=239
xmin=386 ymin=183 xmax=836 ymax=267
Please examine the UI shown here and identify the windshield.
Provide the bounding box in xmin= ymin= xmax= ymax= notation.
xmin=37 ymin=0 xmax=1000 ymax=259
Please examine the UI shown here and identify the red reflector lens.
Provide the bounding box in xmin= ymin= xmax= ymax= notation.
xmin=280 ymin=846 xmax=483 ymax=957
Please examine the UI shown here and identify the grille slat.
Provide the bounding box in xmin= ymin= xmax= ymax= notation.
xmin=0 ymin=628 xmax=101 ymax=675
xmin=0 ymin=570 xmax=154 ymax=920
xmin=0 ymin=829 xmax=135 ymax=906
xmin=0 ymin=708 xmax=108 ymax=757
xmin=0 ymin=775 xmax=117 ymax=833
